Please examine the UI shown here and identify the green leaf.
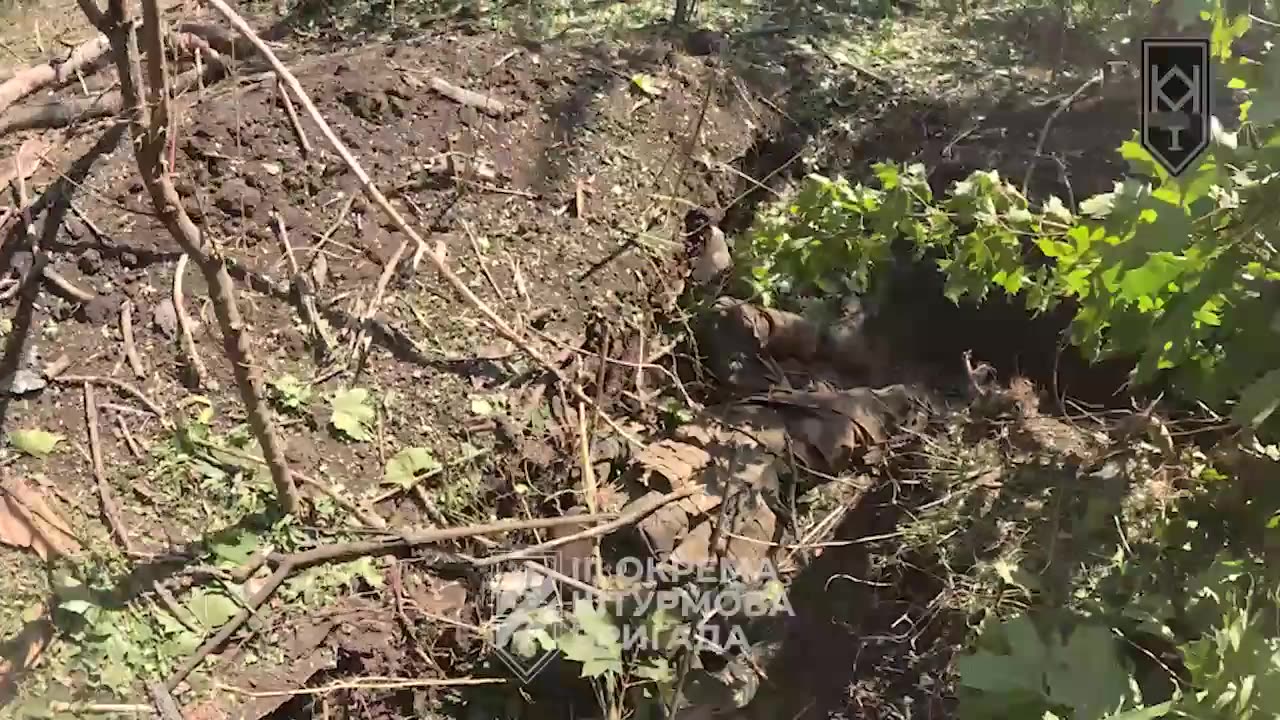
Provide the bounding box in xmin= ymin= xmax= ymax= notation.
xmin=270 ymin=374 xmax=313 ymax=413
xmin=384 ymin=447 xmax=442 ymax=488
xmin=1231 ymin=368 xmax=1280 ymax=427
xmin=511 ymin=627 xmax=555 ymax=658
xmin=557 ymin=630 xmax=623 ymax=678
xmin=1079 ymin=192 xmax=1117 ymax=218
xmin=634 ymin=656 xmax=674 ymax=682
xmin=956 ymin=649 xmax=1043 ymax=694
xmin=329 ymin=388 xmax=375 ymax=442
xmin=994 ymin=560 xmax=1042 ymax=594
xmin=1104 ymin=701 xmax=1174 ymax=719
xmin=1120 ymin=140 xmax=1170 ymax=182
xmin=186 ymin=589 xmax=240 ymax=629
xmin=631 ymin=73 xmax=662 ymax=97
xmin=10 ymin=429 xmax=63 ymax=458
xmin=1046 ymin=623 xmax=1131 ymax=717
xmin=209 ymin=529 xmax=261 ymax=565
xmin=556 ymin=599 xmax=622 ymax=678
xmin=1043 ymin=195 xmax=1073 ymax=223
xmin=572 ymin=598 xmax=620 ymax=647
xmin=59 ymin=599 xmax=94 ymax=615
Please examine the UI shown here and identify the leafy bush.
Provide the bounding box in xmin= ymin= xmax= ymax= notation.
xmin=735 ymin=0 xmax=1280 ymax=432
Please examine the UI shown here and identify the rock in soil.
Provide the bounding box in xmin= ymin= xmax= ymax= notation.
xmin=214 ymin=179 xmax=263 ymax=217
xmin=79 ymin=294 xmax=120 ymax=325
xmin=77 ymin=249 xmax=103 ymax=276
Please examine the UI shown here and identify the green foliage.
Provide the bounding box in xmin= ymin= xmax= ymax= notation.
xmin=9 ymin=428 xmax=63 ymax=458
xmin=148 ymin=400 xmax=275 ymax=518
xmin=731 ymin=3 xmax=1280 ymax=716
xmin=269 ymin=374 xmax=314 ymax=415
xmin=51 ymin=572 xmax=208 ymax=694
xmin=957 ymin=614 xmax=1144 ymax=719
xmin=556 ymin=599 xmax=625 ymax=678
xmin=383 ymin=446 xmax=442 ymax=489
xmin=329 ymin=387 xmax=375 ymax=442
xmin=736 ymin=9 xmax=1280 ymax=433
xmin=959 ymin=555 xmax=1280 ymax=719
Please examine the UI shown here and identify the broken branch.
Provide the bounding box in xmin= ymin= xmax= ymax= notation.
xmin=84 ymin=382 xmax=135 ymax=554
xmin=164 ymin=506 xmax=622 ymax=690
xmin=120 ymin=299 xmax=145 ymax=378
xmin=0 ymin=49 xmax=226 ymax=135
xmin=426 ymin=75 xmax=513 ymax=117
xmin=100 ymin=0 xmax=300 ymax=514
xmin=173 ymin=253 xmax=211 ymax=389
xmin=270 ymin=210 xmax=331 ymax=358
xmin=275 ymin=79 xmax=311 ymax=155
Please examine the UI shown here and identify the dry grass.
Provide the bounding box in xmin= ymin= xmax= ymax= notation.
xmin=0 ymin=0 xmax=99 ymax=72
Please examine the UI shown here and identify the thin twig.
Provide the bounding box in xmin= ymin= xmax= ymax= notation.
xmin=577 ymin=401 xmax=604 ymax=580
xmin=271 ymin=210 xmax=332 ymax=357
xmin=84 ymin=382 xmax=136 ymax=554
xmin=349 ymin=237 xmax=408 ymax=367
xmin=217 ymin=676 xmax=503 ymax=698
xmin=173 ymin=253 xmax=211 ymax=389
xmin=165 ymin=505 xmax=635 ymax=690
xmin=48 ymin=703 xmax=152 ymax=714
xmin=113 ymin=412 xmax=145 ymax=458
xmin=41 ymin=266 xmax=95 ymax=301
xmin=423 ymin=74 xmax=513 ymax=117
xmin=1022 ymin=70 xmax=1103 ymax=197
xmin=462 ymin=219 xmax=505 ymax=302
xmin=55 ymin=375 xmax=169 ymax=424
xmin=120 ymin=299 xmax=145 ymax=378
xmin=473 ymin=487 xmax=696 ymax=566
xmin=275 ymin=78 xmax=311 ymax=156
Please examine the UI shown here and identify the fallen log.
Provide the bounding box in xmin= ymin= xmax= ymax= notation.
xmin=0 ymin=35 xmax=113 ymax=117
xmin=0 ymin=23 xmax=244 ymax=126
xmin=0 ymin=52 xmax=226 ymax=135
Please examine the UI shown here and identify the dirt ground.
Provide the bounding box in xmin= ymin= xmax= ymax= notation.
xmin=0 ymin=2 xmax=1147 ymax=718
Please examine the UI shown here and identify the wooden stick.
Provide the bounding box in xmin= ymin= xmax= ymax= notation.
xmin=120 ymin=299 xmax=146 ymax=378
xmin=275 ymin=79 xmax=311 ymax=156
xmin=55 ymin=375 xmax=168 ymax=423
xmin=270 ymin=210 xmax=331 ymax=357
xmin=164 ymin=503 xmax=637 ymax=690
xmin=0 ymin=35 xmax=112 ymax=116
xmin=472 ymin=487 xmax=697 ymax=566
xmin=41 ymin=266 xmax=95 ymax=301
xmin=173 ymin=253 xmax=211 ymax=389
xmin=84 ymin=383 xmax=136 ymax=554
xmin=426 ymin=75 xmax=513 ymax=117
xmin=348 ymin=235 xmax=407 ymax=366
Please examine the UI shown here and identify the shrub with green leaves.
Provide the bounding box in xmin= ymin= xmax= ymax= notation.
xmin=735 ymin=0 xmax=1280 ymax=434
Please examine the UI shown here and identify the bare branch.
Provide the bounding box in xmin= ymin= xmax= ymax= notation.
xmin=102 ymin=0 xmax=300 ymax=514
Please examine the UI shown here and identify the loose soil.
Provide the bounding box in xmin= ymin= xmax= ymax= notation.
xmin=0 ymin=6 xmax=1148 ymax=719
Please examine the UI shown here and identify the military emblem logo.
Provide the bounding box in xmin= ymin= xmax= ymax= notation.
xmin=1141 ymin=38 xmax=1211 ymax=177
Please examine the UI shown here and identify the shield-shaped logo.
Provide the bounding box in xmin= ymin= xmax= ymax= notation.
xmin=1141 ymin=38 xmax=1211 ymax=177
xmin=485 ymin=552 xmax=565 ymax=683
